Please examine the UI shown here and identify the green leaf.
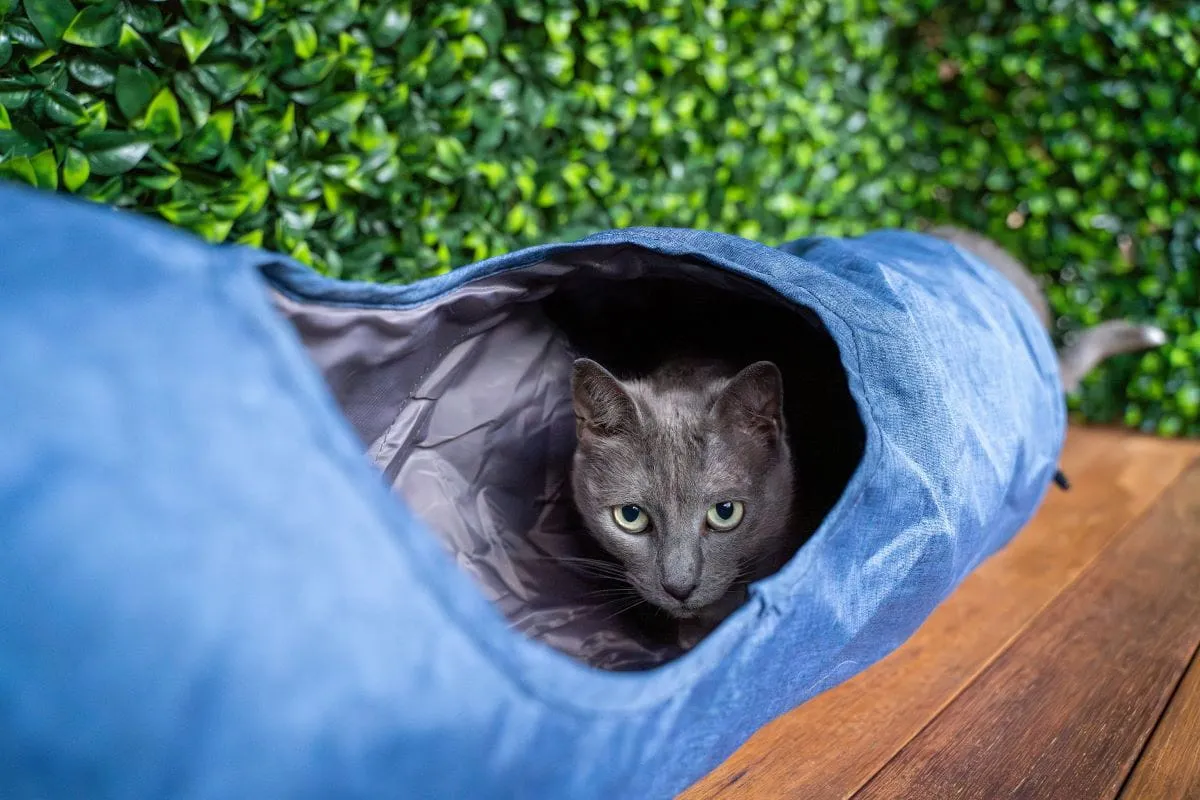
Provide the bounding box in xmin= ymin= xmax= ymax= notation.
xmin=209 ymin=109 xmax=233 ymax=143
xmin=236 ymin=229 xmax=264 ymax=248
xmin=279 ymin=53 xmax=336 ymax=87
xmin=0 ymin=103 xmax=9 ymax=129
xmin=196 ymin=218 xmax=234 ymax=243
xmin=85 ymin=175 xmax=121 ymax=203
xmin=24 ymin=0 xmax=76 ymax=48
xmin=79 ymin=130 xmax=151 ymax=175
xmin=0 ymin=119 xmax=47 ymax=156
xmin=461 ymin=33 xmax=486 ymax=59
xmin=316 ymin=0 xmax=357 ymax=34
xmin=544 ymin=11 xmax=572 ymax=44
xmin=287 ymin=19 xmax=318 ymax=59
xmin=312 ymin=92 xmax=368 ymax=131
xmin=62 ymin=146 xmax=88 ymax=190
xmin=0 ymin=155 xmax=37 ymax=185
xmin=209 ymin=192 xmax=250 ymax=220
xmin=178 ymin=24 xmax=213 ymax=63
xmin=44 ymin=89 xmax=88 ymax=125
xmin=434 ymin=136 xmax=466 ymax=170
xmin=473 ymin=5 xmax=504 ymax=49
xmin=1178 ymin=385 xmax=1200 ymax=419
xmin=561 ymin=162 xmax=587 ymax=189
xmin=290 ymin=240 xmax=314 ymax=264
xmin=228 ymin=0 xmax=264 ymax=22
xmin=27 ymin=48 xmax=54 ymax=67
xmin=505 ymin=203 xmax=528 ymax=234
xmin=157 ymin=200 xmax=206 ymax=226
xmin=322 ymin=183 xmax=341 ymax=212
xmin=137 ymin=171 xmax=178 ymax=191
xmin=120 ymin=2 xmax=161 ymax=34
xmin=68 ymin=55 xmax=116 ymax=88
xmin=244 ymin=178 xmax=269 ymax=214
xmin=115 ymin=64 xmax=156 ymax=119
xmin=114 ymin=22 xmax=151 ymax=59
xmin=82 ymin=99 xmax=107 ymax=131
xmin=173 ymin=72 xmax=209 ymax=126
xmin=29 ymin=148 xmax=57 ymax=189
xmin=0 ymin=79 xmax=32 ymax=109
xmin=370 ymin=6 xmax=409 ymax=47
xmin=194 ymin=63 xmax=250 ymax=103
xmin=673 ymin=35 xmax=701 ymax=60
xmin=140 ymin=87 xmax=182 ymax=142
xmin=7 ymin=19 xmax=43 ymax=49
xmin=186 ymin=109 xmax=231 ymax=160
xmin=62 ymin=6 xmax=120 ymax=47
xmin=0 ymin=30 xmax=11 ymax=68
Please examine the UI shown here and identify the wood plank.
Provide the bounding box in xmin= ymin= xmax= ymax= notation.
xmin=853 ymin=459 xmax=1200 ymax=800
xmin=1120 ymin=645 xmax=1200 ymax=799
xmin=683 ymin=428 xmax=1200 ymax=800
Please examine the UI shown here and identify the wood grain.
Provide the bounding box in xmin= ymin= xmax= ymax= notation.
xmin=682 ymin=428 xmax=1200 ymax=800
xmin=1120 ymin=646 xmax=1200 ymax=799
xmin=853 ymin=459 xmax=1200 ymax=800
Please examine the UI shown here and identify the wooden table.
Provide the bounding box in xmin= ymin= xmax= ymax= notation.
xmin=683 ymin=426 xmax=1200 ymax=799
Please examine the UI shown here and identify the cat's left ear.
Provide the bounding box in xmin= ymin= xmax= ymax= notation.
xmin=572 ymin=358 xmax=638 ymax=439
xmin=712 ymin=361 xmax=785 ymax=443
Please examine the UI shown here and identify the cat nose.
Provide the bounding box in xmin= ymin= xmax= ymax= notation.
xmin=661 ymin=577 xmax=698 ymax=602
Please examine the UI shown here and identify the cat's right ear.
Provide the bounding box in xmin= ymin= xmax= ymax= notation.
xmin=571 ymin=358 xmax=637 ymax=439
xmin=712 ymin=360 xmax=785 ymax=445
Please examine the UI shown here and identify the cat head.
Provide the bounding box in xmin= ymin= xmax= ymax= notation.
xmin=569 ymin=358 xmax=794 ymax=619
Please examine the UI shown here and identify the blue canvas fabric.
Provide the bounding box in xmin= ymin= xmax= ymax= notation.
xmin=0 ymin=184 xmax=1065 ymax=799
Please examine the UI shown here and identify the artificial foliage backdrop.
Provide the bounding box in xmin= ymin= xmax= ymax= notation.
xmin=1 ymin=0 xmax=1197 ymax=433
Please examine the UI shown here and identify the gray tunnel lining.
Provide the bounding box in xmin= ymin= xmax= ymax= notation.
xmin=272 ymin=249 xmax=865 ymax=670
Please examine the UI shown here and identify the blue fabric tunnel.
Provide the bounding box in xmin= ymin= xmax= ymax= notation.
xmin=0 ymin=185 xmax=1063 ymax=798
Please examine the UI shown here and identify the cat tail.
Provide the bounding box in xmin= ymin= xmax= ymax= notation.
xmin=1058 ymin=320 xmax=1167 ymax=393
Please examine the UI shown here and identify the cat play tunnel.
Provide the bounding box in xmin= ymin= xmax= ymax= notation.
xmin=0 ymin=185 xmax=1064 ymax=798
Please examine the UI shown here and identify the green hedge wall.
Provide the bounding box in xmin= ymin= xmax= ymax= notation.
xmin=1 ymin=0 xmax=1197 ymax=435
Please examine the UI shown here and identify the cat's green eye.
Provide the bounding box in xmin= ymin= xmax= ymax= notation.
xmin=706 ymin=501 xmax=745 ymax=531
xmin=612 ymin=504 xmax=650 ymax=533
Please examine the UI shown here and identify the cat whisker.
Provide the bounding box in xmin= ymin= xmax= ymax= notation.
xmin=590 ymin=594 xmax=644 ymax=607
xmin=570 ymin=569 xmax=632 ymax=582
xmin=734 ymin=562 xmax=762 ymax=582
xmin=571 ymin=573 xmax=632 ymax=587
xmin=565 ymin=563 xmax=627 ymax=575
xmin=521 ymin=555 xmax=629 ymax=577
xmin=563 ymin=565 xmax=626 ymax=574
xmin=580 ymin=582 xmax=639 ymax=593
xmin=580 ymin=588 xmax=642 ymax=601
xmin=503 ymin=595 xmax=644 ymax=631
xmin=595 ymin=598 xmax=648 ymax=625
xmin=525 ymin=555 xmax=621 ymax=567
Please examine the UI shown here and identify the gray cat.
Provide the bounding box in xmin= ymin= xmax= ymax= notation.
xmin=569 ymin=358 xmax=795 ymax=647
xmin=570 ymin=226 xmax=1165 ymax=650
